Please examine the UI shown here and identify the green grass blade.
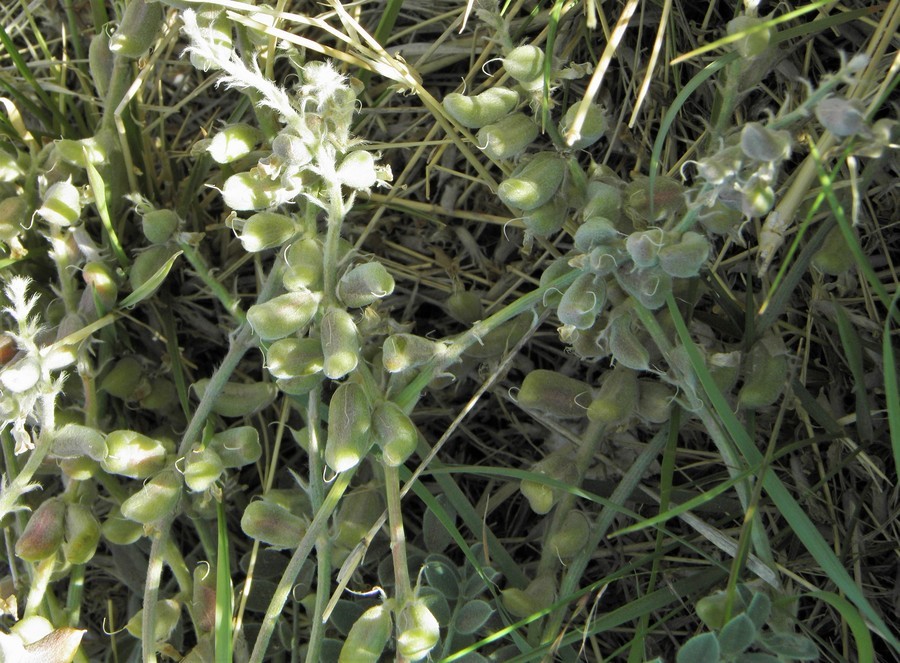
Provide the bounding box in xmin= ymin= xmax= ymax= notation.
xmin=885 ymin=293 xmax=900 ymax=482
xmin=215 ymin=499 xmax=234 ymax=663
xmin=807 ymin=591 xmax=875 ymax=663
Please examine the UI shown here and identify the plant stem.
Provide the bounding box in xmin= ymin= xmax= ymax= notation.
xmin=24 ymin=556 xmax=56 ymax=618
xmin=385 ymin=464 xmax=412 ymax=605
xmin=304 ymin=387 xmax=330 ymax=663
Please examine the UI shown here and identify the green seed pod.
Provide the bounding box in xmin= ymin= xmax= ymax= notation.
xmin=83 ymin=261 xmax=118 ymax=309
xmin=382 ymin=333 xmax=438 ymax=373
xmin=51 ymin=423 xmax=108 ymax=462
xmin=125 ymin=599 xmax=181 ymax=642
xmin=320 ymin=308 xmax=360 ymax=379
xmin=583 ymin=180 xmax=623 ymax=222
xmin=586 ymin=243 xmax=628 ymax=277
xmin=522 ymin=195 xmax=567 ymax=237
xmin=547 ymin=510 xmax=590 ymax=560
xmin=726 ymin=15 xmax=772 ymax=59
xmin=221 ymin=171 xmax=279 ymax=211
xmin=241 ymin=499 xmax=307 ymax=549
xmin=811 ymin=226 xmax=856 ymax=276
xmin=272 ymin=132 xmax=312 ymax=169
xmin=606 ymin=314 xmax=650 ymax=371
xmin=658 ymin=231 xmax=710 ymax=278
xmin=192 ymin=563 xmax=217 ymax=634
xmin=277 ymin=374 xmax=324 ymax=396
xmin=498 ymin=152 xmax=566 ymax=211
xmin=239 ymin=211 xmax=300 ymax=253
xmin=140 ymin=377 xmax=177 ymax=412
xmin=129 ymin=244 xmax=179 ymax=293
xmin=615 ymin=265 xmax=671 ymax=310
xmin=696 ymin=590 xmax=729 ymax=630
xmin=207 ymin=123 xmax=261 ymax=164
xmin=141 ymin=209 xmax=179 ymax=244
xmin=121 ymin=469 xmax=182 ymax=524
xmin=324 ymin=381 xmax=371 ymax=473
xmin=636 ymin=379 xmax=675 ymax=424
xmin=518 ymin=369 xmax=591 ymax=419
xmin=396 ymin=599 xmax=440 ymax=662
xmin=338 ymin=603 xmax=392 ymax=663
xmin=266 ymin=337 xmax=324 ymax=380
xmin=709 ymin=351 xmax=741 ymax=393
xmin=283 ymin=238 xmax=324 ymax=291
xmin=502 ymin=45 xmax=545 ymax=85
xmin=463 ymin=313 xmax=532 ymax=360
xmin=208 ymin=426 xmax=261 ymax=468
xmin=445 ymin=288 xmax=483 ymax=324
xmin=336 ymin=150 xmax=378 ymax=190
xmin=59 ymin=456 xmax=100 ymax=481
xmin=62 ymin=503 xmax=101 ymax=565
xmin=476 ymin=113 xmax=539 ymax=161
xmin=109 ymin=0 xmax=165 ymax=60
xmin=501 ymin=575 xmax=556 ymax=619
xmin=557 ymin=271 xmax=606 ymax=329
xmin=740 ymin=122 xmax=792 ymax=162
xmin=699 ymin=201 xmax=742 ymax=235
xmin=560 ymin=103 xmax=608 ymax=150
xmin=741 ymin=179 xmax=774 ymax=217
xmin=54 ymin=136 xmax=108 ymax=167
xmin=587 ymin=366 xmax=639 ymax=426
xmin=38 ymin=179 xmax=81 ymax=227
xmin=442 ymin=87 xmax=520 ymax=129
xmin=625 ymin=229 xmax=666 ymax=268
xmin=102 ymin=429 xmax=168 ymax=478
xmin=183 ymin=445 xmax=225 ymax=492
xmin=101 ymin=506 xmax=143 ymax=545
xmin=88 ymin=31 xmax=114 ymax=97
xmin=738 ymin=337 xmax=788 ymax=410
xmin=623 ymin=175 xmax=685 ymax=225
xmin=15 ymin=498 xmax=66 ymax=562
xmin=519 ymin=446 xmax=580 ymax=514
xmin=372 ymin=401 xmax=418 ymax=467
xmin=332 ymin=484 xmax=383 ymax=551
xmin=539 ymin=258 xmax=573 ymax=307
xmin=0 ymin=196 xmax=28 ymax=242
xmin=815 ymin=97 xmax=867 ymax=138
xmin=574 ymin=217 xmax=619 ymax=253
xmin=247 ymin=290 xmax=320 ymax=341
xmin=193 ymin=378 xmax=277 ymax=418
xmin=100 ymin=356 xmax=144 ymax=401
xmin=337 ymin=262 xmax=395 ymax=308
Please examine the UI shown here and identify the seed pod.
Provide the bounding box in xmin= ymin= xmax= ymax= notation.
xmin=696 ymin=590 xmax=729 ymax=630
xmin=101 ymin=506 xmax=143 ymax=545
xmin=283 ymin=238 xmax=324 ymax=291
xmin=709 ymin=351 xmax=741 ymax=393
xmin=239 ymin=211 xmax=299 ymax=253
xmin=740 ymin=122 xmax=792 ymax=162
xmin=60 ymin=456 xmax=100 ymax=481
xmin=62 ymin=503 xmax=101 ymax=565
xmin=636 ymin=379 xmax=675 ymax=424
xmin=208 ymin=426 xmax=261 ymax=468
xmin=815 ymin=97 xmax=866 ymax=137
xmin=811 ymin=226 xmax=855 ymax=276
xmin=37 ymin=179 xmax=81 ymax=227
xmin=338 ymin=603 xmax=392 ymax=663
xmin=276 ymin=373 xmax=324 ymax=396
xmin=497 ymin=152 xmax=566 ymax=211
xmin=587 ymin=366 xmax=639 ymax=426
xmin=557 ymin=271 xmax=607 ymax=329
xmin=372 ymin=401 xmax=417 ymax=466
xmin=699 ymin=201 xmax=742 ymax=236
xmin=320 ymin=308 xmax=360 ymax=379
xmin=266 ymin=337 xmax=323 ymax=380
xmin=192 ymin=563 xmax=217 ymax=635
xmin=15 ymin=498 xmax=66 ymax=562
xmin=502 ymin=45 xmax=545 ymax=85
xmin=518 ymin=369 xmax=591 ymax=419
xmin=560 ymin=103 xmax=608 ymax=150
xmin=102 ymin=429 xmax=168 ymax=478
xmin=247 ymin=290 xmax=320 ymax=341
xmin=463 ymin=313 xmax=532 ymax=360
xmin=726 ymin=15 xmax=772 ymax=59
xmin=100 ymin=356 xmax=144 ymax=401
xmin=586 ymin=243 xmax=628 ymax=277
xmin=574 ymin=217 xmax=618 ymax=253
xmin=109 ymin=0 xmax=165 ymax=60
xmin=522 ymin=195 xmax=567 ymax=237
xmin=332 ymin=485 xmax=383 ymax=551
xmin=615 ymin=265 xmax=671 ymax=310
xmin=519 ymin=447 xmax=579 ymax=514
xmin=51 ymin=423 xmax=107 ymax=462
xmin=547 ymin=510 xmax=590 ymax=560
xmin=442 ymin=87 xmax=520 ymax=129
xmin=240 ymin=499 xmax=307 ymax=549
xmin=54 ymin=136 xmax=108 ymax=167
xmin=129 ymin=244 xmax=179 ymax=294
xmin=183 ymin=445 xmax=225 ymax=492
xmin=336 ymin=150 xmax=378 ymax=190
xmin=476 ymin=113 xmax=539 ymax=161
xmin=445 ymin=288 xmax=483 ymax=324
xmin=583 ymin=180 xmax=623 ymax=222
xmin=396 ymin=599 xmax=440 ymax=662
xmin=738 ymin=337 xmax=788 ymax=410
xmin=623 ymin=175 xmax=685 ymax=225
xmin=539 ymin=258 xmax=573 ymax=307
xmin=324 ymin=381 xmax=371 ymax=473
xmin=501 ymin=575 xmax=556 ymax=619
xmin=121 ymin=469 xmax=182 ymax=524
xmin=658 ymin=231 xmax=710 ymax=278
xmin=272 ymin=132 xmax=312 ymax=168
xmin=89 ymin=31 xmax=114 ymax=97
xmin=337 ymin=262 xmax=395 ymax=308
xmin=741 ymin=179 xmax=774 ymax=218
xmin=221 ymin=171 xmax=279 ymax=211
xmin=606 ymin=314 xmax=650 ymax=371
xmin=382 ymin=334 xmax=437 ymax=373
xmin=193 ymin=378 xmax=277 ymax=418
xmin=125 ymin=599 xmax=181 ymax=642
xmin=207 ymin=123 xmax=261 ymax=164
xmin=625 ymin=229 xmax=666 ymax=268
xmin=141 ymin=209 xmax=179 ymax=244
xmin=140 ymin=377 xmax=177 ymax=412
xmin=0 ymin=196 xmax=27 ymax=242
xmin=83 ymin=261 xmax=118 ymax=309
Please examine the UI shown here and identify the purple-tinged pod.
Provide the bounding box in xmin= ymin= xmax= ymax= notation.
xmin=15 ymin=498 xmax=66 ymax=562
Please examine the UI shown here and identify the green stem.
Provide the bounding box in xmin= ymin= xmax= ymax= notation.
xmin=24 ymin=556 xmax=56 ymax=618
xmin=385 ymin=464 xmax=412 ymax=605
xmin=322 ymin=182 xmax=348 ymax=305
xmin=65 ymin=563 xmax=86 ymax=626
xmin=176 ymin=239 xmax=246 ymax=324
xmin=304 ymin=387 xmax=330 ymax=663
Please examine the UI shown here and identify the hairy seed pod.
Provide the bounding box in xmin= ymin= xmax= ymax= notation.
xmin=337 ymin=262 xmax=395 ymax=308
xmin=502 ymin=45 xmax=545 ymax=85
xmin=208 ymin=426 xmax=261 ymax=468
xmin=519 ymin=447 xmax=579 ymax=514
xmin=615 ymin=265 xmax=671 ymax=310
xmin=586 ymin=243 xmax=627 ymax=277
xmin=193 ymin=378 xmax=277 ymax=418
xmin=0 ymin=196 xmax=27 ymax=242
xmin=240 ymin=499 xmax=307 ymax=549
xmin=463 ymin=314 xmax=532 ymax=360
xmin=547 ymin=510 xmax=590 ymax=560
xmin=51 ymin=423 xmax=108 ymax=462
xmin=574 ymin=217 xmax=619 ymax=253
xmin=738 ymin=337 xmax=788 ymax=410
xmin=726 ymin=15 xmax=772 ymax=59
xmin=560 ymin=103 xmax=608 ymax=149
xmin=183 ymin=445 xmax=225 ymax=492
xmin=338 ymin=603 xmax=392 ymax=663
xmin=277 ymin=373 xmax=324 ymax=396
xmin=283 ymin=238 xmax=324 ymax=291
xmin=442 ymin=87 xmax=520 ymax=129
xmin=396 ymin=599 xmax=440 ymax=662
xmin=624 ymin=175 xmax=685 ymax=225
xmin=382 ymin=333 xmax=437 ymax=373
xmin=606 ymin=315 xmax=650 ymax=371
xmin=121 ymin=469 xmax=182 ymax=524
xmin=320 ymin=308 xmax=360 ymax=379
xmin=100 ymin=356 xmax=144 ymax=401
xmin=192 ymin=563 xmax=217 ymax=634
xmin=815 ymin=97 xmax=867 ymax=137
xmin=522 ymin=195 xmax=567 ymax=238
xmin=129 ymin=244 xmax=179 ymax=294
xmin=336 ymin=150 xmax=378 ymax=190
xmin=741 ymin=179 xmax=774 ymax=218
xmin=54 ymin=136 xmax=108 ymax=167
xmin=587 ymin=366 xmax=639 ymax=426
xmin=266 ymin=337 xmax=323 ymax=380
xmin=88 ymin=31 xmax=114 ymax=97
xmin=740 ymin=122 xmax=792 ymax=162
xmin=372 ymin=401 xmax=418 ymax=466
xmin=557 ymin=271 xmax=606 ymax=329
xmin=247 ymin=290 xmax=320 ymax=341
xmin=658 ymin=231 xmax=710 ymax=278
xmin=709 ymin=351 xmax=741 ymax=393
xmin=518 ymin=369 xmax=591 ymax=419
xmin=498 ymin=152 xmax=566 ymax=211
xmin=324 ymin=381 xmax=371 ymax=473
xmin=83 ymin=261 xmax=118 ymax=309
xmin=60 ymin=456 xmax=100 ymax=481
xmin=583 ymin=180 xmax=622 ymax=222
xmin=636 ymin=379 xmax=675 ymax=424
xmin=207 ymin=123 xmax=261 ymax=164
xmin=63 ymin=502 xmax=101 ymax=565
xmin=332 ymin=485 xmax=383 ymax=551
xmin=501 ymin=575 xmax=556 ymax=619
xmin=476 ymin=113 xmax=539 ymax=161
xmin=625 ymin=229 xmax=666 ymax=268
xmin=125 ymin=598 xmax=181 ymax=642
xmin=221 ymin=171 xmax=279 ymax=211
xmin=445 ymin=288 xmax=483 ymax=324
xmin=101 ymin=506 xmax=143 ymax=544
xmin=102 ymin=429 xmax=168 ymax=478
xmin=696 ymin=590 xmax=730 ymax=630
xmin=15 ymin=498 xmax=66 ymax=562
xmin=239 ymin=211 xmax=299 ymax=253
xmin=140 ymin=377 xmax=177 ymax=412
xmin=141 ymin=209 xmax=179 ymax=245
xmin=38 ymin=179 xmax=81 ymax=227
xmin=109 ymin=0 xmax=165 ymax=60
xmin=811 ymin=226 xmax=856 ymax=276
xmin=539 ymin=258 xmax=573 ymax=307
xmin=272 ymin=132 xmax=312 ymax=168
xmin=699 ymin=201 xmax=742 ymax=235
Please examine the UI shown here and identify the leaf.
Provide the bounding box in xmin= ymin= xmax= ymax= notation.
xmin=745 ymin=592 xmax=772 ymax=631
xmin=454 ymin=600 xmax=493 ymax=635
xmin=758 ymin=631 xmax=820 ymax=660
xmin=119 ymin=250 xmax=182 ymax=308
xmin=676 ymin=632 xmax=720 ymax=663
xmin=734 ymin=654 xmax=781 ymax=663
xmin=718 ymin=614 xmax=757 ymax=656
xmin=424 ymin=554 xmax=460 ymax=600
xmin=423 ymin=494 xmax=456 ymax=554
